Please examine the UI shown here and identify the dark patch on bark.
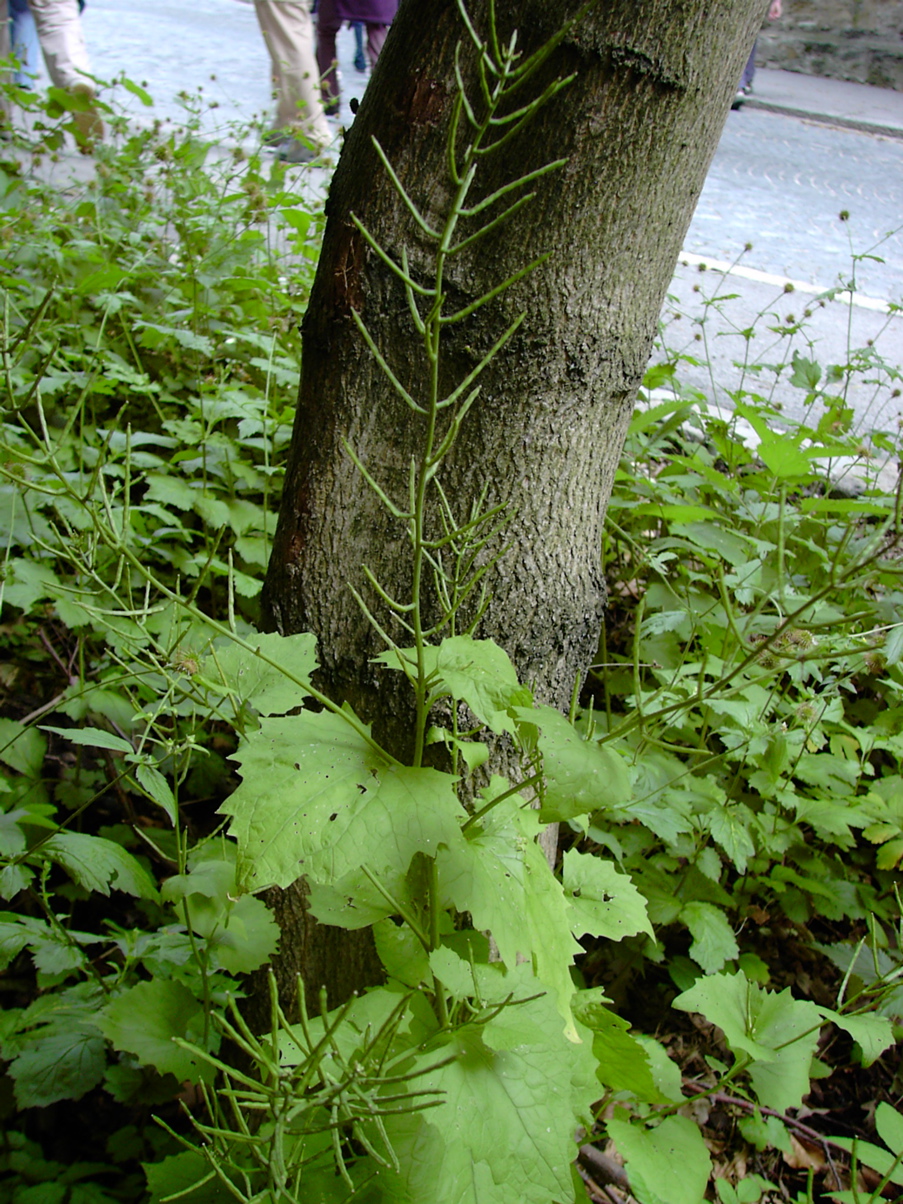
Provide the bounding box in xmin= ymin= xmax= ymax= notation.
xmin=398 ymin=68 xmax=450 ymax=130
xmin=331 ymin=221 xmax=366 ymax=317
xmin=608 ymin=44 xmax=685 ymax=90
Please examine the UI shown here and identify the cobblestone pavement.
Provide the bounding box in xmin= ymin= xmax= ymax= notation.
xmin=83 ymin=0 xmax=367 ymax=134
xmin=688 ymin=105 xmax=903 ymax=303
xmin=39 ymin=1 xmax=903 ymax=436
xmin=76 ymin=1 xmax=902 ymax=304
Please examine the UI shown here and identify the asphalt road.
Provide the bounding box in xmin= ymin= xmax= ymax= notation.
xmin=59 ymin=1 xmax=903 ymax=438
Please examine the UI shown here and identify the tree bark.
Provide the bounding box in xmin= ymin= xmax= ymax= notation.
xmin=256 ymin=0 xmax=771 ymax=1014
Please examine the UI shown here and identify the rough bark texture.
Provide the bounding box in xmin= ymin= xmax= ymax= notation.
xmin=255 ymin=0 xmax=770 ymax=1015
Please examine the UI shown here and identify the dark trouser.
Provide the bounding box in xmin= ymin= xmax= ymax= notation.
xmin=316 ymin=0 xmax=387 ymax=108
xmin=740 ymin=41 xmax=757 ymax=91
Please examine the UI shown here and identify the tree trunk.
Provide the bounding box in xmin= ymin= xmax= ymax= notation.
xmin=257 ymin=0 xmax=770 ymax=1014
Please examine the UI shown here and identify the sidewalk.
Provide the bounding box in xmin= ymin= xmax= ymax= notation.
xmin=744 ymin=68 xmax=903 ymax=139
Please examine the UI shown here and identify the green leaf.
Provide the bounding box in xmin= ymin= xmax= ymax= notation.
xmin=9 ymin=1027 xmax=107 ymax=1108
xmin=307 ymin=865 xmax=407 ymax=929
xmin=376 ymin=636 xmax=532 ymax=734
xmin=2 ymin=559 xmax=60 ymax=611
xmin=681 ymin=902 xmax=739 ymax=974
xmin=738 ymin=1112 xmax=792 ymax=1154
xmin=223 ymin=712 xmax=465 ymax=892
xmin=516 ymin=706 xmax=631 ymax=822
xmin=374 ymin=918 xmax=430 ymax=987
xmin=429 ymin=945 xmax=475 ymax=1000
xmin=0 ymin=718 xmax=46 ymax=777
xmin=41 ymin=725 xmax=133 ymax=753
xmin=562 ymin=849 xmax=652 ymax=942
xmin=145 ymin=1152 xmax=235 ymax=1204
xmin=162 ymin=854 xmax=279 ymax=974
xmin=827 ymin=1137 xmax=903 ymax=1187
xmin=789 ymin=352 xmax=822 ymax=391
xmin=134 ymin=763 xmax=177 ymax=825
xmin=0 ymin=810 xmax=27 ymax=857
xmin=97 ymin=980 xmax=213 ymax=1082
xmin=206 ymin=631 xmax=318 ymax=716
xmin=673 ymin=973 xmax=822 ymax=1112
xmin=573 ymin=997 xmax=661 ymax=1101
xmin=875 ymin=1102 xmax=903 ymax=1157
xmin=706 ymin=807 xmax=756 ymax=874
xmin=376 ymin=978 xmax=597 ymax=1204
xmin=121 ymin=76 xmax=154 ymax=106
xmin=758 ymin=436 xmax=818 ymax=479
xmin=817 ymin=1007 xmax=895 ymax=1067
xmin=42 ymin=832 xmax=159 ymax=900
xmin=436 ymin=784 xmax=580 ymax=1039
xmin=607 ymin=1112 xmax=711 ymax=1204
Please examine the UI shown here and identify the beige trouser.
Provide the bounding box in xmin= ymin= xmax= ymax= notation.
xmin=254 ymin=0 xmax=330 ymax=147
xmin=28 ymin=0 xmax=94 ymax=93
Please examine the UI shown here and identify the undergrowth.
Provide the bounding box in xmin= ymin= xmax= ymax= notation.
xmin=1 ymin=15 xmax=903 ymax=1204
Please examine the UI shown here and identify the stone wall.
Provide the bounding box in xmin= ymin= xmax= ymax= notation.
xmin=758 ymin=0 xmax=903 ymax=89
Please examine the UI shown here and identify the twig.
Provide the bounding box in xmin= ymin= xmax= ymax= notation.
xmin=578 ymin=1164 xmax=627 ymax=1204
xmin=579 ymin=1144 xmax=632 ymax=1194
xmin=685 ymin=1083 xmax=843 ymax=1189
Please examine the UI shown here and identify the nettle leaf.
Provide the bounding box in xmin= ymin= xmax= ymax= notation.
xmin=607 ymin=1112 xmax=711 ymax=1204
xmin=10 ymin=1027 xmax=107 ymax=1108
xmin=563 ymin=850 xmax=652 ymax=942
xmin=97 ymin=979 xmax=214 ymax=1082
xmin=42 ymin=832 xmax=159 ymax=901
xmin=706 ymin=805 xmax=756 ymax=873
xmin=817 ymin=1007 xmax=895 ymax=1067
xmin=206 ymin=631 xmax=318 ymax=716
xmin=377 ymin=977 xmax=596 ymax=1204
xmin=673 ymin=972 xmax=822 ymax=1112
xmin=436 ymin=783 xmax=581 ymax=1039
xmin=681 ymin=902 xmax=739 ymax=974
xmin=376 ymin=635 xmax=532 ymax=735
xmin=223 ymin=712 xmax=466 ymax=892
xmin=515 ymin=706 xmax=631 ymax=822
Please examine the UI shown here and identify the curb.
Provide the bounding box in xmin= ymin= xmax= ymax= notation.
xmin=742 ymin=97 xmax=903 ymax=141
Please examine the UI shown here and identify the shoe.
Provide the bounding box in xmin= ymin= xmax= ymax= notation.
xmin=71 ymin=84 xmax=104 ymax=152
xmin=277 ymin=137 xmax=319 ymax=166
xmin=354 ymin=52 xmax=366 ymax=73
xmin=323 ymin=99 xmax=340 ymax=118
xmin=732 ymin=85 xmax=751 ymax=110
xmin=261 ymin=128 xmax=285 ymax=149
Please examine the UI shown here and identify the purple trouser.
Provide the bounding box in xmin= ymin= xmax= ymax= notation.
xmin=316 ymin=0 xmax=387 ymax=108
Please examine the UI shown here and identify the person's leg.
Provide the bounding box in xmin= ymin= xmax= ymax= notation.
xmin=365 ymin=22 xmax=387 ymax=69
xmin=315 ymin=0 xmax=341 ymax=113
xmin=28 ymin=0 xmax=91 ymax=90
xmin=28 ymin=0 xmax=101 ymax=145
xmin=0 ymin=0 xmax=11 ymax=124
xmin=254 ymin=0 xmax=330 ymax=150
xmin=739 ymin=40 xmax=757 ymax=92
xmin=352 ymin=20 xmax=365 ymax=73
xmin=11 ymin=4 xmax=41 ymax=86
